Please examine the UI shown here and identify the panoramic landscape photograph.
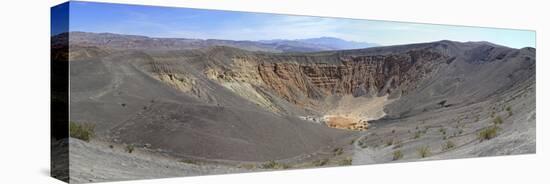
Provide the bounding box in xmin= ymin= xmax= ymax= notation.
xmin=51 ymin=1 xmax=536 ymax=183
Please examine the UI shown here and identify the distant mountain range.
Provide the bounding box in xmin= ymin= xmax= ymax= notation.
xmin=260 ymin=37 xmax=379 ymax=51
xmin=60 ymin=32 xmax=379 ymax=53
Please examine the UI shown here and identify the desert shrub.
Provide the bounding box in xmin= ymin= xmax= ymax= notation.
xmin=413 ymin=131 xmax=422 ymax=139
xmin=179 ymin=159 xmax=198 ymax=165
xmin=126 ymin=144 xmax=135 ymax=153
xmin=358 ymin=140 xmax=368 ymax=148
xmin=312 ymin=159 xmax=329 ymax=167
xmin=69 ymin=121 xmax=95 ymax=142
xmin=442 ymin=140 xmax=456 ymax=151
xmin=386 ymin=139 xmax=394 ymax=146
xmin=339 ymin=157 xmax=352 ymax=166
xmin=493 ymin=116 xmax=503 ymax=125
xmin=439 ymin=128 xmax=446 ymax=135
xmin=506 ymin=107 xmax=513 ymax=117
xmin=261 ymin=160 xmax=277 ymax=169
xmin=333 ymin=147 xmax=344 ymax=156
xmin=478 ymin=125 xmax=500 ymax=141
xmin=357 ymin=136 xmax=368 ymax=148
xmin=417 ymin=146 xmax=431 ymax=158
xmin=261 ymin=160 xmax=288 ymax=169
xmin=281 ymin=164 xmax=291 ymax=169
xmin=392 ymin=150 xmax=403 ymax=160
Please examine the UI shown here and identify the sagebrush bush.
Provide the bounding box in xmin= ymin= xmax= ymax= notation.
xmin=261 ymin=160 xmax=277 ymax=169
xmin=493 ymin=116 xmax=503 ymax=125
xmin=312 ymin=159 xmax=329 ymax=167
xmin=69 ymin=121 xmax=95 ymax=142
xmin=418 ymin=146 xmax=431 ymax=158
xmin=261 ymin=160 xmax=289 ymax=169
xmin=179 ymin=159 xmax=198 ymax=165
xmin=358 ymin=142 xmax=368 ymax=148
xmin=386 ymin=139 xmax=394 ymax=146
xmin=479 ymin=125 xmax=499 ymax=141
xmin=442 ymin=140 xmax=456 ymax=151
xmin=339 ymin=158 xmax=352 ymax=166
xmin=333 ymin=147 xmax=344 ymax=156
xmin=126 ymin=144 xmax=135 ymax=153
xmin=392 ymin=150 xmax=403 ymax=160
xmin=506 ymin=107 xmax=513 ymax=117
xmin=413 ymin=131 xmax=422 ymax=139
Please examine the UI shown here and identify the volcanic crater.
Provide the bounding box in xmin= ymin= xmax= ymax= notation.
xmin=58 ymin=32 xmax=536 ymax=183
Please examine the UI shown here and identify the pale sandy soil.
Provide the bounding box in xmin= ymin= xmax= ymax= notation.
xmin=325 ymin=116 xmax=365 ymax=130
xmin=322 ymin=95 xmax=393 ymax=130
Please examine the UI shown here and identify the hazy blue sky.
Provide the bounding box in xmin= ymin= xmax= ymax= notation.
xmin=65 ymin=1 xmax=535 ymax=48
